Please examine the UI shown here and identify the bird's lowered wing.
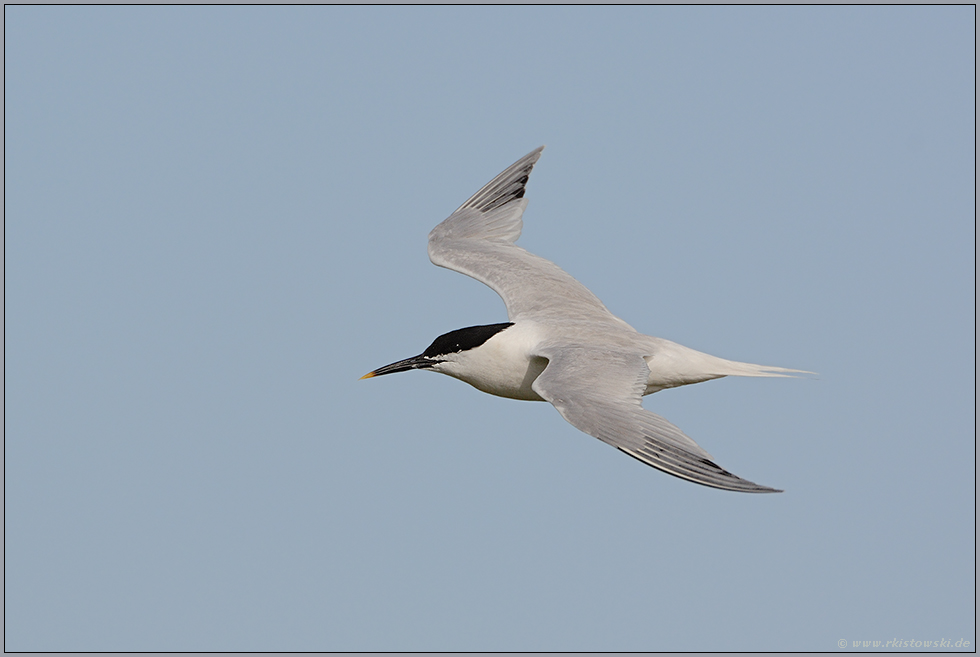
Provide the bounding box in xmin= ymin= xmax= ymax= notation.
xmin=428 ymin=147 xmax=631 ymax=328
xmin=530 ymin=346 xmax=782 ymax=493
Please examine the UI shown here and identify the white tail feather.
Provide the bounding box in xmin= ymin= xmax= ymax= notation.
xmin=711 ymin=359 xmax=814 ymax=378
xmin=643 ymin=338 xmax=814 ymax=392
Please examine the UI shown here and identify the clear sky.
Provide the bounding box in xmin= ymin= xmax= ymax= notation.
xmin=5 ymin=6 xmax=975 ymax=652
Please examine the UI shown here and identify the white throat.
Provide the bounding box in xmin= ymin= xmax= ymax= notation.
xmin=433 ymin=323 xmax=547 ymax=401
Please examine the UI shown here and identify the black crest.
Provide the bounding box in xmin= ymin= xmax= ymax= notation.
xmin=422 ymin=323 xmax=514 ymax=358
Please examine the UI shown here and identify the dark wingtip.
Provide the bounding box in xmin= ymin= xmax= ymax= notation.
xmin=454 ymin=147 xmax=546 ymax=215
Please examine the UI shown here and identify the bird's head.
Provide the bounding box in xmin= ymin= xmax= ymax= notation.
xmin=360 ymin=322 xmax=514 ymax=380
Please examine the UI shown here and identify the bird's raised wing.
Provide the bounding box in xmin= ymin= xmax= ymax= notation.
xmin=428 ymin=147 xmax=631 ymax=327
xmin=530 ymin=346 xmax=782 ymax=493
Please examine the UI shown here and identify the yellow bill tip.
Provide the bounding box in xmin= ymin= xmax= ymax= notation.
xmin=359 ymin=371 xmax=376 ymax=380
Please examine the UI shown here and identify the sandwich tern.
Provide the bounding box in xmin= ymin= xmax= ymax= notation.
xmin=362 ymin=147 xmax=806 ymax=492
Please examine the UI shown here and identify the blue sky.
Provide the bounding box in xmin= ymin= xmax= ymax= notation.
xmin=5 ymin=6 xmax=975 ymax=651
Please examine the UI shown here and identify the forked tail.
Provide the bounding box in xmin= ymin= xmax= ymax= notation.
xmin=712 ymin=359 xmax=814 ymax=379
xmin=643 ymin=338 xmax=814 ymax=391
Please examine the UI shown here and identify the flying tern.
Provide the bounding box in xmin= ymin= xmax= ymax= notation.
xmin=362 ymin=147 xmax=807 ymax=492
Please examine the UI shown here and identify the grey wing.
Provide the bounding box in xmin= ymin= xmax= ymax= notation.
xmin=531 ymin=347 xmax=783 ymax=493
xmin=428 ymin=147 xmax=631 ymax=327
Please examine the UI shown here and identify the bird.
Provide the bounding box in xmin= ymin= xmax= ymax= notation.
xmin=361 ymin=147 xmax=808 ymax=493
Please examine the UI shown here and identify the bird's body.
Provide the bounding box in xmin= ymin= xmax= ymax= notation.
xmin=430 ymin=320 xmax=753 ymax=401
xmin=363 ymin=147 xmax=807 ymax=493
